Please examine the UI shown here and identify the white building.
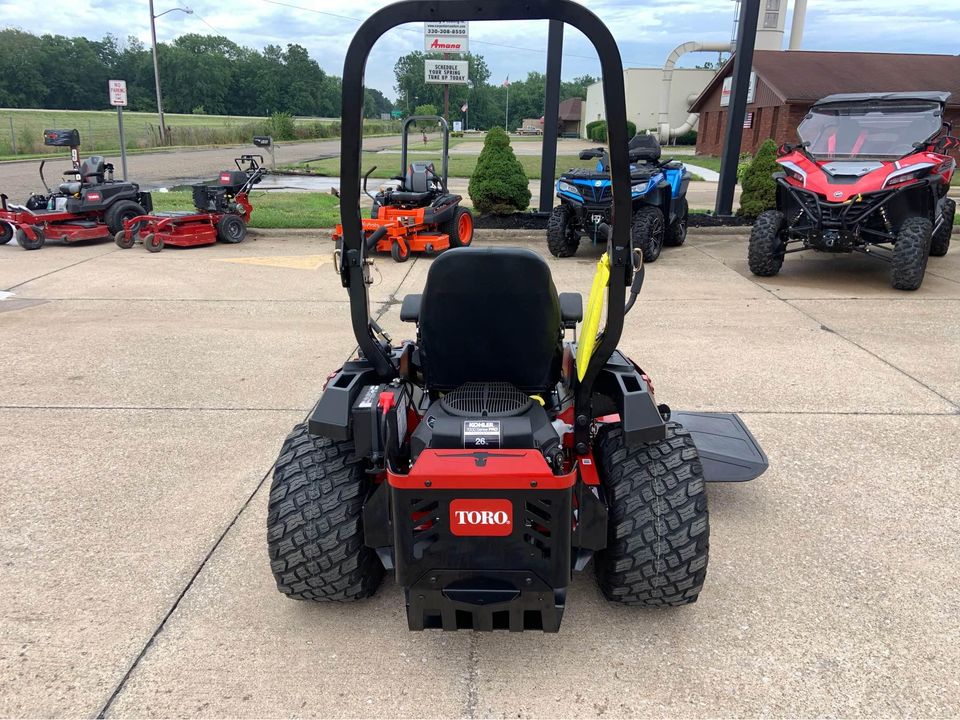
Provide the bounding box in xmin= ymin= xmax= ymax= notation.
xmin=581 ymin=68 xmax=717 ymax=139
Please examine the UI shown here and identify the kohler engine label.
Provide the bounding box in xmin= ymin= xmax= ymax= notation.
xmin=463 ymin=420 xmax=501 ymax=449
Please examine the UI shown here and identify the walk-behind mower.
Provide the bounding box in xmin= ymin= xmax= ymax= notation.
xmin=266 ymin=0 xmax=767 ymax=633
xmin=749 ymin=92 xmax=958 ymax=290
xmin=0 ymin=129 xmax=151 ymax=250
xmin=115 ymin=155 xmax=264 ymax=252
xmin=547 ymin=133 xmax=690 ymax=261
xmin=331 ymin=115 xmax=472 ymax=262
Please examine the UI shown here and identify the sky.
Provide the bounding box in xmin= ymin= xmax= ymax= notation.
xmin=1 ymin=0 xmax=958 ymax=99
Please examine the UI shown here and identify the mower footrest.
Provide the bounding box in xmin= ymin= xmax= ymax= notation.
xmin=671 ymin=412 xmax=768 ymax=482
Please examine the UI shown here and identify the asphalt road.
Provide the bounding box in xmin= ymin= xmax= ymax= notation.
xmin=1 ymin=229 xmax=959 ymax=717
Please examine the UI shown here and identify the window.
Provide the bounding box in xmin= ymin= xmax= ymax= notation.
xmin=763 ymin=11 xmax=780 ymax=28
xmin=766 ymin=0 xmax=780 ymax=10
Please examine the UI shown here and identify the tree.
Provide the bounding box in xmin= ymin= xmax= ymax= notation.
xmin=739 ymin=139 xmax=779 ymax=219
xmin=468 ymin=126 xmax=531 ymax=214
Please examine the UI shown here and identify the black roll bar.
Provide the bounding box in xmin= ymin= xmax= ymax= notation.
xmin=338 ymin=0 xmax=633 ymax=451
xmin=400 ymin=115 xmax=450 ymax=192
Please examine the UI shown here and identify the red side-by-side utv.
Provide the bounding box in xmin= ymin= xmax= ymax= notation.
xmin=0 ymin=129 xmax=152 ymax=250
xmin=265 ymin=0 xmax=767 ymax=633
xmin=749 ymin=92 xmax=957 ymax=290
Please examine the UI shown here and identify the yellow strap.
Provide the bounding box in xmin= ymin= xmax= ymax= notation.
xmin=576 ymin=252 xmax=610 ymax=381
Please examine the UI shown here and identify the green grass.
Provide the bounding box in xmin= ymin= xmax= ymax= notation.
xmin=151 ymin=190 xmax=341 ymax=229
xmin=685 ymin=155 xmax=723 ymax=173
xmin=296 ymin=153 xmax=597 ymax=181
xmin=0 ymin=108 xmax=393 ymax=159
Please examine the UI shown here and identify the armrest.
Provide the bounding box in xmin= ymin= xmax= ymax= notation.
xmin=400 ymin=294 xmax=421 ymax=323
xmin=559 ymin=292 xmax=582 ymax=328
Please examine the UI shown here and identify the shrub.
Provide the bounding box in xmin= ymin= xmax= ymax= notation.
xmin=738 ymin=139 xmax=779 ymax=219
xmin=468 ymin=126 xmax=531 ymax=215
xmin=585 ymin=120 xmax=637 ymax=143
xmin=675 ymin=129 xmax=698 ymax=145
xmin=268 ymin=112 xmax=296 ymax=141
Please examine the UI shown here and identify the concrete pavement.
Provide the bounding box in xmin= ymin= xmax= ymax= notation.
xmin=1 ymin=229 xmax=958 ymax=717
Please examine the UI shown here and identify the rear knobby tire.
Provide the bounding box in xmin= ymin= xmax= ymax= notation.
xmin=891 ymin=216 xmax=932 ymax=291
xmin=630 ymin=205 xmax=665 ymax=263
xmin=748 ymin=209 xmax=786 ymax=277
xmin=665 ymin=198 xmax=688 ymax=247
xmin=929 ymin=198 xmax=954 ymax=257
xmin=546 ymin=204 xmax=580 ymax=257
xmin=442 ymin=206 xmax=473 ymax=248
xmin=217 ymin=214 xmax=247 ymax=244
xmin=594 ymin=422 xmax=709 ymax=606
xmin=267 ymin=423 xmax=384 ymax=602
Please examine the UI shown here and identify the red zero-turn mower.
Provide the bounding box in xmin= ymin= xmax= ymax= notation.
xmin=0 ymin=129 xmax=152 ymax=250
xmin=749 ymin=92 xmax=958 ymax=290
xmin=115 ymin=155 xmax=265 ymax=252
xmin=332 ymin=115 xmax=473 ymax=262
xmin=267 ymin=0 xmax=768 ymax=633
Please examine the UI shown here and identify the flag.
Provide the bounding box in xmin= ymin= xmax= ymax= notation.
xmin=461 ymin=102 xmax=468 ymax=112
xmin=502 ymin=76 xmax=510 ymax=87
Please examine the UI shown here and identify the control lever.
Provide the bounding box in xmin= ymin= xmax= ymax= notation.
xmin=363 ymin=166 xmax=377 ymax=201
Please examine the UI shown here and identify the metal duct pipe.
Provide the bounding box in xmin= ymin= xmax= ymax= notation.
xmin=658 ymin=41 xmax=731 ymax=142
xmin=789 ymin=0 xmax=808 ymax=50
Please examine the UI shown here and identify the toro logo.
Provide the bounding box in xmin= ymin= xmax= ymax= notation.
xmin=220 ymin=172 xmax=232 ymax=184
xmin=449 ymin=499 xmax=512 ymax=537
xmin=86 ymin=192 xmax=101 ymax=202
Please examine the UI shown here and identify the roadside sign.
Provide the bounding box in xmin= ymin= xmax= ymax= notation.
xmin=108 ymin=79 xmax=128 ymax=107
xmin=391 ymin=110 xmax=404 ymax=119
xmin=453 ymin=120 xmax=463 ymax=132
xmin=425 ymin=60 xmax=470 ymax=85
xmin=424 ymin=21 xmax=469 ymax=53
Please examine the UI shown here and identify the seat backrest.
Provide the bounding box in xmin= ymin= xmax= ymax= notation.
xmin=628 ymin=133 xmax=661 ymax=163
xmin=80 ymin=156 xmax=105 ymax=185
xmin=405 ymin=162 xmax=435 ymax=193
xmin=418 ymin=247 xmax=562 ymax=393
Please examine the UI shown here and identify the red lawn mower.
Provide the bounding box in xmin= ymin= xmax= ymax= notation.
xmin=267 ymin=0 xmax=767 ymax=633
xmin=0 ymin=129 xmax=152 ymax=250
xmin=115 ymin=155 xmax=264 ymax=252
xmin=332 ymin=115 xmax=473 ymax=262
xmin=749 ymin=92 xmax=958 ymax=290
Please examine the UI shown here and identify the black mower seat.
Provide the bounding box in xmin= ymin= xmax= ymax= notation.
xmin=417 ymin=247 xmax=562 ymax=393
xmin=389 ymin=190 xmax=434 ymax=205
xmin=59 ymin=156 xmax=106 ymax=194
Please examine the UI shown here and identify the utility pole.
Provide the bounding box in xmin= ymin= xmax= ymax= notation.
xmin=149 ymin=1 xmax=193 ymax=145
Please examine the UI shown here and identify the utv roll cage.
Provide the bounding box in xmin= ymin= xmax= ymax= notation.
xmin=337 ymin=0 xmax=635 ymax=454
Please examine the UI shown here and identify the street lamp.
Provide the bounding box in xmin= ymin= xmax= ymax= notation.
xmin=149 ymin=1 xmax=193 ymax=145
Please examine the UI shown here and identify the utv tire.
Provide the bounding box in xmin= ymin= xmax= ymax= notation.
xmin=930 ymin=198 xmax=955 ymax=257
xmin=442 ymin=207 xmax=474 ymax=248
xmin=0 ymin=223 xmax=12 ymax=244
xmin=217 ymin=214 xmax=247 ymax=244
xmin=105 ymin=200 xmax=145 ymax=236
xmin=748 ymin=210 xmax=786 ymax=277
xmin=547 ymin=204 xmax=580 ymax=257
xmin=267 ymin=423 xmax=384 ymax=601
xmin=594 ymin=422 xmax=709 ymax=606
xmin=16 ymin=226 xmax=45 ymax=251
xmin=630 ymin=205 xmax=665 ymax=263
xmin=665 ymin=198 xmax=688 ymax=247
xmin=891 ymin=216 xmax=932 ymax=291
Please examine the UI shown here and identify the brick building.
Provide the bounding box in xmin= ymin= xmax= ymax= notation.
xmin=691 ymin=51 xmax=960 ymax=156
